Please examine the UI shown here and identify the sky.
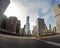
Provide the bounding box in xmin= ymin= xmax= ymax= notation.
xmin=4 ymin=0 xmax=60 ymax=30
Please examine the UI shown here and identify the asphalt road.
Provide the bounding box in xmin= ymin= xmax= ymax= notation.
xmin=0 ymin=35 xmax=60 ymax=48
xmin=42 ymin=36 xmax=60 ymax=43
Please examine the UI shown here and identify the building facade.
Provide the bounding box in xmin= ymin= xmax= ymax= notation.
xmin=1 ymin=16 xmax=7 ymax=29
xmin=36 ymin=18 xmax=47 ymax=36
xmin=16 ymin=20 xmax=21 ymax=34
xmin=53 ymin=26 xmax=56 ymax=33
xmin=21 ymin=25 xmax=26 ymax=35
xmin=6 ymin=16 xmax=17 ymax=33
xmin=32 ymin=26 xmax=37 ymax=36
xmin=53 ymin=4 xmax=60 ymax=33
xmin=49 ymin=24 xmax=52 ymax=32
xmin=26 ymin=16 xmax=30 ymax=35
xmin=24 ymin=25 xmax=26 ymax=35
xmin=0 ymin=0 xmax=10 ymax=29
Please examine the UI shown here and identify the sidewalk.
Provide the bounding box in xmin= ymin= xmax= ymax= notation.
xmin=39 ymin=34 xmax=60 ymax=39
xmin=0 ymin=34 xmax=36 ymax=39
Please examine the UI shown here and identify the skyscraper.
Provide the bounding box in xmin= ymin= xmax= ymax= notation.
xmin=36 ymin=18 xmax=47 ymax=36
xmin=24 ymin=25 xmax=26 ymax=35
xmin=0 ymin=0 xmax=10 ymax=29
xmin=16 ymin=20 xmax=21 ymax=34
xmin=53 ymin=4 xmax=60 ymax=33
xmin=6 ymin=16 xmax=17 ymax=33
xmin=32 ymin=26 xmax=37 ymax=36
xmin=49 ymin=24 xmax=52 ymax=32
xmin=26 ymin=16 xmax=30 ymax=35
xmin=53 ymin=26 xmax=56 ymax=33
xmin=0 ymin=0 xmax=10 ymax=14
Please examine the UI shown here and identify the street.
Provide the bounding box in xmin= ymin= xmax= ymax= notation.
xmin=41 ymin=35 xmax=60 ymax=43
xmin=0 ymin=34 xmax=60 ymax=48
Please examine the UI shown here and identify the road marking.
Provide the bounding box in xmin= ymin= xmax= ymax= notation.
xmin=0 ymin=34 xmax=60 ymax=47
xmin=37 ymin=39 xmax=60 ymax=47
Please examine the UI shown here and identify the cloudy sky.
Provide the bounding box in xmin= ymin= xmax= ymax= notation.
xmin=4 ymin=0 xmax=60 ymax=30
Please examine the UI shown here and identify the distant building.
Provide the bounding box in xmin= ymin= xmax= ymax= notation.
xmin=36 ymin=18 xmax=47 ymax=36
xmin=26 ymin=16 xmax=30 ymax=35
xmin=49 ymin=24 xmax=52 ymax=32
xmin=52 ymin=4 xmax=60 ymax=33
xmin=6 ymin=16 xmax=17 ymax=33
xmin=21 ymin=28 xmax=24 ymax=35
xmin=32 ymin=26 xmax=37 ymax=36
xmin=24 ymin=25 xmax=26 ymax=35
xmin=16 ymin=20 xmax=21 ymax=34
xmin=53 ymin=26 xmax=56 ymax=33
xmin=20 ymin=25 xmax=26 ymax=35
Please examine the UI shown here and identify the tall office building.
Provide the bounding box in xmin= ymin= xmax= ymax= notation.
xmin=32 ymin=26 xmax=37 ymax=36
xmin=21 ymin=25 xmax=26 ymax=35
xmin=6 ymin=16 xmax=17 ymax=33
xmin=21 ymin=28 xmax=24 ymax=35
xmin=49 ymin=24 xmax=52 ymax=32
xmin=16 ymin=20 xmax=21 ymax=34
xmin=53 ymin=4 xmax=60 ymax=33
xmin=1 ymin=16 xmax=7 ymax=29
xmin=36 ymin=18 xmax=47 ymax=36
xmin=0 ymin=0 xmax=10 ymax=28
xmin=0 ymin=0 xmax=10 ymax=14
xmin=24 ymin=25 xmax=26 ymax=35
xmin=53 ymin=26 xmax=56 ymax=33
xmin=26 ymin=16 xmax=30 ymax=35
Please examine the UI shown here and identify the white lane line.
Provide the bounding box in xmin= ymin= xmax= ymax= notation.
xmin=37 ymin=39 xmax=60 ymax=47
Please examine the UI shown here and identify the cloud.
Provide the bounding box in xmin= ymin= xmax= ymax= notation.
xmin=6 ymin=0 xmax=58 ymax=30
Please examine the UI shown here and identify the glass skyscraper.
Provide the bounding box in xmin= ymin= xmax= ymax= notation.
xmin=26 ymin=16 xmax=30 ymax=35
